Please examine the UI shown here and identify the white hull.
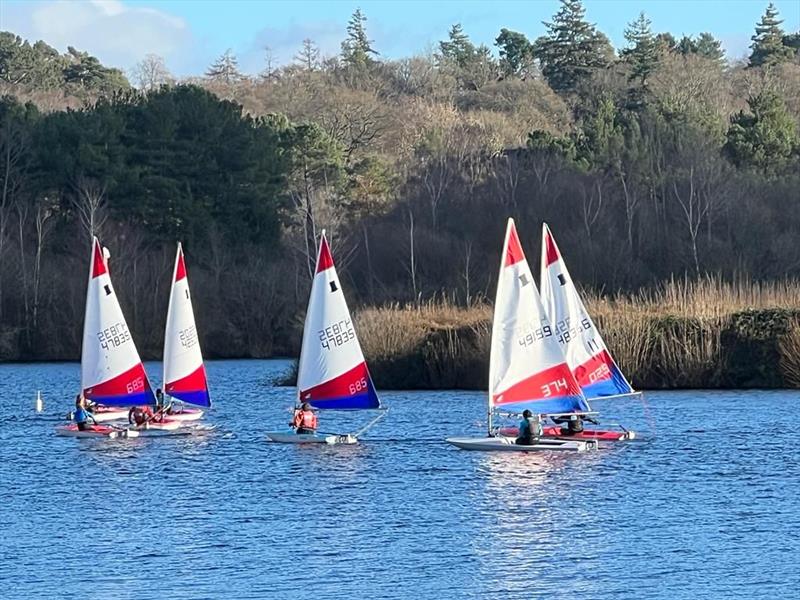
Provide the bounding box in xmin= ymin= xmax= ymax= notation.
xmin=164 ymin=408 xmax=204 ymax=422
xmin=55 ymin=425 xmax=139 ymax=439
xmin=91 ymin=409 xmax=130 ymax=423
xmin=129 ymin=419 xmax=189 ymax=436
xmin=266 ymin=431 xmax=357 ymax=445
xmin=445 ymin=435 xmax=596 ymax=452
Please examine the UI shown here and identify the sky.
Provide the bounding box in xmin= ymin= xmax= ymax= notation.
xmin=1 ymin=0 xmax=798 ymax=77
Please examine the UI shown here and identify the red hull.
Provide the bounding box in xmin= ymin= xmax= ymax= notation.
xmin=498 ymin=426 xmax=633 ymax=441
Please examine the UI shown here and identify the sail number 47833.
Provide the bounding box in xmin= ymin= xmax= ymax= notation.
xmin=319 ymin=319 xmax=355 ymax=350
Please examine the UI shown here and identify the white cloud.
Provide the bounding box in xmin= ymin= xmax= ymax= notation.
xmin=2 ymin=0 xmax=192 ymax=73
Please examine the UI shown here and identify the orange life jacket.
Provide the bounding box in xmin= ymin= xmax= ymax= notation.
xmin=294 ymin=409 xmax=317 ymax=430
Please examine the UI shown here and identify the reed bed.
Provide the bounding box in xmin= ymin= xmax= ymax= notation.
xmin=355 ymin=278 xmax=800 ymax=390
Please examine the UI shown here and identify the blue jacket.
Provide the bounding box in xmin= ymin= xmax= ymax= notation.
xmin=74 ymin=407 xmax=90 ymax=424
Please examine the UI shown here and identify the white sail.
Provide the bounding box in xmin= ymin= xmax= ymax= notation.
xmin=539 ymin=223 xmax=634 ymax=399
xmin=297 ymin=230 xmax=379 ymax=410
xmin=489 ymin=219 xmax=589 ymax=416
xmin=163 ymin=243 xmax=210 ymax=406
xmin=81 ymin=237 xmax=154 ymax=406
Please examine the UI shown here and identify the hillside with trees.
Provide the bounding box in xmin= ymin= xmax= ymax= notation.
xmin=0 ymin=1 xmax=798 ymax=362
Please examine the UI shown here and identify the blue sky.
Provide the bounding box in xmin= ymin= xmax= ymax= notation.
xmin=2 ymin=0 xmax=798 ymax=76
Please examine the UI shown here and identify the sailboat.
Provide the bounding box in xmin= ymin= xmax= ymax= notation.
xmin=161 ymin=243 xmax=208 ymax=422
xmin=57 ymin=237 xmax=160 ymax=438
xmin=446 ymin=219 xmax=597 ymax=452
xmin=267 ymin=231 xmax=386 ymax=445
xmin=539 ymin=223 xmax=636 ymax=440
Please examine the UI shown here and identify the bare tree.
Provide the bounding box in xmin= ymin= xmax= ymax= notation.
xmin=71 ymin=176 xmax=108 ymax=244
xmin=295 ymin=39 xmax=320 ymax=71
xmin=32 ymin=196 xmax=57 ymax=330
xmin=131 ymin=54 xmax=173 ymax=92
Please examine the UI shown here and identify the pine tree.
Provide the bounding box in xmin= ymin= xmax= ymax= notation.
xmin=341 ymin=8 xmax=377 ymax=69
xmin=206 ymin=49 xmax=242 ymax=84
xmin=622 ymin=12 xmax=659 ymax=89
xmin=749 ymin=3 xmax=793 ymax=67
xmin=694 ymin=32 xmax=725 ymax=62
xmin=439 ymin=24 xmax=475 ymax=68
xmin=534 ymin=0 xmax=613 ymax=95
xmin=495 ymin=28 xmax=534 ymax=77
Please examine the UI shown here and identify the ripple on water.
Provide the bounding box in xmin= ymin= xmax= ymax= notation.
xmin=0 ymin=363 xmax=798 ymax=599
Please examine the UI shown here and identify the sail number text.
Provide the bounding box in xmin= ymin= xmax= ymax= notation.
xmin=554 ymin=316 xmax=592 ymax=345
xmin=179 ymin=325 xmax=198 ymax=349
xmin=126 ymin=377 xmax=145 ymax=394
xmin=541 ymin=377 xmax=571 ymax=397
xmin=349 ymin=377 xmax=368 ymax=395
xmin=518 ymin=325 xmax=552 ymax=347
xmin=97 ymin=322 xmax=131 ymax=350
xmin=319 ymin=319 xmax=355 ymax=350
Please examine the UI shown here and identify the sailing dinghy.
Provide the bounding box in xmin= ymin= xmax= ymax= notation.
xmin=539 ymin=223 xmax=636 ymax=440
xmin=57 ymin=238 xmax=162 ymax=438
xmin=161 ymin=243 xmax=208 ymax=422
xmin=267 ymin=231 xmax=386 ymax=445
xmin=446 ymin=219 xmax=597 ymax=452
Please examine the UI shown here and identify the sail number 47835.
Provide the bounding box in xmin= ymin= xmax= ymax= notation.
xmin=319 ymin=319 xmax=355 ymax=350
xmin=97 ymin=322 xmax=131 ymax=350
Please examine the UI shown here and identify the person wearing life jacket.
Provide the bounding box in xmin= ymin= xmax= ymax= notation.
xmin=73 ymin=394 xmax=97 ymax=432
xmin=292 ymin=402 xmax=318 ymax=435
xmin=552 ymin=413 xmax=597 ymax=435
xmin=515 ymin=410 xmax=542 ymax=446
xmin=128 ymin=405 xmax=155 ymax=427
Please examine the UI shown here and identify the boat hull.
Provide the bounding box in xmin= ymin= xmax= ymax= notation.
xmin=266 ymin=431 xmax=357 ymax=445
xmin=498 ymin=426 xmax=635 ymax=441
xmin=55 ymin=424 xmax=139 ymax=439
xmin=164 ymin=408 xmax=204 ymax=422
xmin=127 ymin=419 xmax=190 ymax=437
xmin=446 ymin=435 xmax=595 ymax=452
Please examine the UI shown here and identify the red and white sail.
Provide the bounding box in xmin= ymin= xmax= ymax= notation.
xmin=489 ymin=219 xmax=589 ymax=415
xmin=81 ymin=237 xmax=154 ymax=406
xmin=540 ymin=223 xmax=634 ymax=399
xmin=163 ymin=243 xmax=210 ymax=407
xmin=297 ymin=231 xmax=379 ymax=410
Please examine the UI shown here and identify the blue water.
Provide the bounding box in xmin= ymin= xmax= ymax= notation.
xmin=0 ymin=360 xmax=798 ymax=599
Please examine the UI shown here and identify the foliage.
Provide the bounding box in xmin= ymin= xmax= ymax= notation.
xmin=534 ymin=0 xmax=614 ymax=95
xmin=749 ymin=3 xmax=795 ymax=67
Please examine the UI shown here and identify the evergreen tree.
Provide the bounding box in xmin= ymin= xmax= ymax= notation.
xmin=206 ymin=49 xmax=243 ymax=84
xmin=439 ymin=23 xmax=476 ymax=68
xmin=341 ymin=8 xmax=377 ymax=69
xmin=749 ymin=3 xmax=793 ymax=67
xmin=724 ymin=91 xmax=798 ymax=174
xmin=495 ymin=28 xmax=534 ymax=78
xmin=534 ymin=0 xmax=613 ymax=95
xmin=622 ymin=13 xmax=659 ymax=89
xmin=693 ymin=32 xmax=725 ymax=62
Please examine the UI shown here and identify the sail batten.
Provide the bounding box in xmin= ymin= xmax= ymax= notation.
xmin=163 ymin=243 xmax=210 ymax=407
xmin=81 ymin=237 xmax=155 ymax=407
xmin=539 ymin=223 xmax=635 ymax=399
xmin=297 ymin=231 xmax=380 ymax=411
xmin=488 ymin=219 xmax=589 ymax=415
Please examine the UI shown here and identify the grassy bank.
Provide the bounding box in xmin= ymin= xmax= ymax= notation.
xmin=353 ymin=278 xmax=800 ymax=390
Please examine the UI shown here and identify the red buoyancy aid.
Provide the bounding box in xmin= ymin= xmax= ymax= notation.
xmin=293 ymin=409 xmax=317 ymax=430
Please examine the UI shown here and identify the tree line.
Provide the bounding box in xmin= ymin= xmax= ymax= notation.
xmin=0 ymin=0 xmax=798 ymax=361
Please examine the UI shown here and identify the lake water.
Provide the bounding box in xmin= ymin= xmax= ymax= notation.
xmin=0 ymin=360 xmax=798 ymax=599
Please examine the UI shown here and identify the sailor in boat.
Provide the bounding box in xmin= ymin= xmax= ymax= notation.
xmin=292 ymin=403 xmax=318 ymax=435
xmin=515 ymin=410 xmax=543 ymax=445
xmin=155 ymin=388 xmax=171 ymax=415
xmin=129 ymin=405 xmax=160 ymax=426
xmin=552 ymin=413 xmax=598 ymax=436
xmin=74 ymin=395 xmax=97 ymax=431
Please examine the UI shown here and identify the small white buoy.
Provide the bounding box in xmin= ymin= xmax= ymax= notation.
xmin=35 ymin=390 xmax=43 ymax=413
